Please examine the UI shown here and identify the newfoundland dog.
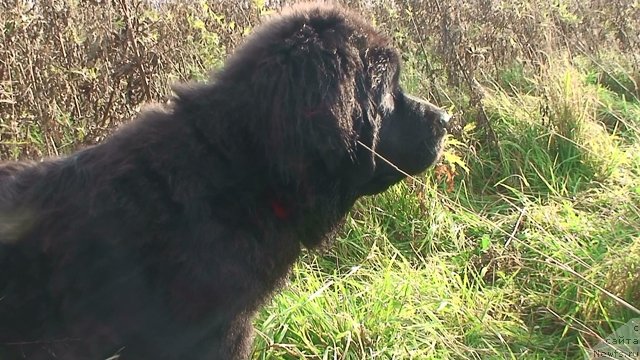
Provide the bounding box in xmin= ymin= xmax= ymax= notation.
xmin=0 ymin=4 xmax=449 ymax=359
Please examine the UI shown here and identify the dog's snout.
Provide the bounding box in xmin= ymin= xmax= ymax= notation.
xmin=404 ymin=94 xmax=450 ymax=130
xmin=437 ymin=110 xmax=451 ymax=128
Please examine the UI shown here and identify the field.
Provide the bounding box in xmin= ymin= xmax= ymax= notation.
xmin=1 ymin=0 xmax=639 ymax=359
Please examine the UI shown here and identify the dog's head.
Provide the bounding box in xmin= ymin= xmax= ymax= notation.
xmin=199 ymin=4 xmax=449 ymax=200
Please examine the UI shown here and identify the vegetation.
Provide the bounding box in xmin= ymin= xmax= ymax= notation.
xmin=1 ymin=0 xmax=639 ymax=358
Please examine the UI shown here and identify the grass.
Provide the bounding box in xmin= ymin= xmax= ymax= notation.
xmin=251 ymin=57 xmax=640 ymax=359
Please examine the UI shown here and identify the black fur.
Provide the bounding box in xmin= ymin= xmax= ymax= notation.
xmin=0 ymin=4 xmax=448 ymax=359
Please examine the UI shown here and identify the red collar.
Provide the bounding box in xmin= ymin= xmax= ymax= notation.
xmin=303 ymin=108 xmax=322 ymax=117
xmin=270 ymin=199 xmax=290 ymax=220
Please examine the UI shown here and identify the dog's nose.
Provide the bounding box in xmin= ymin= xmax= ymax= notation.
xmin=437 ymin=111 xmax=451 ymax=128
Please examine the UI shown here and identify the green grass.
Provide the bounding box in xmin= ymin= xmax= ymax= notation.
xmin=251 ymin=56 xmax=640 ymax=359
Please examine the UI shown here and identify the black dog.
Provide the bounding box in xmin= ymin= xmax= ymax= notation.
xmin=0 ymin=4 xmax=449 ymax=359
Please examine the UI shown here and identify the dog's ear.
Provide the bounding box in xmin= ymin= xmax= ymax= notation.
xmin=341 ymin=47 xmax=399 ymax=191
xmin=248 ymin=23 xmax=364 ymax=180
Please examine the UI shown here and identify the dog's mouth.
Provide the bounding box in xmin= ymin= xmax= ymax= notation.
xmin=356 ymin=131 xmax=447 ymax=197
xmin=357 ymin=173 xmax=404 ymax=196
xmin=429 ymin=134 xmax=447 ymax=163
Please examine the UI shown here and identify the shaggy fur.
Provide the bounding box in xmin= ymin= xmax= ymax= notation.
xmin=0 ymin=4 xmax=449 ymax=359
